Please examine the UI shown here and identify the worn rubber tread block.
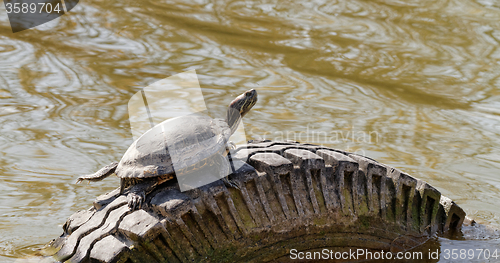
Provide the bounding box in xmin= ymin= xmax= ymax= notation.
xmin=151 ymin=235 xmax=182 ymax=263
xmin=55 ymin=196 xmax=128 ymax=261
xmin=70 ymin=205 xmax=131 ymax=262
xmin=150 ymin=187 xmax=192 ymax=219
xmin=250 ymin=153 xmax=294 ymax=220
xmin=94 ymin=188 xmax=121 ymax=210
xmin=316 ymin=149 xmax=356 ymax=213
xmin=63 ymin=209 xmax=96 ymax=235
xmin=162 ymin=218 xmax=197 ymax=262
xmin=127 ymin=244 xmax=159 ymax=263
xmin=439 ymin=196 xmax=466 ymax=232
xmin=284 ymin=149 xmax=325 ymax=215
xmin=118 ymin=210 xmax=163 ymax=241
xmin=236 ymin=171 xmax=274 ymax=228
xmin=226 ymin=160 xmax=262 ymax=226
xmin=150 ymin=187 xmax=207 ymax=260
xmin=348 ymin=154 xmax=386 ymax=216
xmin=416 ymin=180 xmax=441 ymax=233
xmin=89 ymin=235 xmax=129 ymax=263
xmin=391 ymin=170 xmax=419 ymax=229
xmin=157 ymin=219 xmax=190 ymax=263
xmin=203 ymin=182 xmax=245 ymax=240
xmin=337 ymin=160 xmax=358 ymax=216
xmin=138 ymin=240 xmax=167 ymax=262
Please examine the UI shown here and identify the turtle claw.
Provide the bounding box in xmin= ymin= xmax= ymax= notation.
xmin=127 ymin=192 xmax=144 ymax=210
xmin=222 ymin=177 xmax=240 ymax=190
xmin=76 ymin=177 xmax=89 ymax=184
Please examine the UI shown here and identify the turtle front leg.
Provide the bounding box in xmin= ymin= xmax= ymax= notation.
xmin=217 ymin=154 xmax=240 ymax=190
xmin=126 ymin=180 xmax=157 ymax=210
xmin=224 ymin=141 xmax=236 ymax=156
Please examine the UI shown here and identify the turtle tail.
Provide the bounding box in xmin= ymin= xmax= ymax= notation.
xmin=76 ymin=162 xmax=118 ymax=183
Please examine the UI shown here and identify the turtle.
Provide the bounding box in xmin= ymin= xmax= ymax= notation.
xmin=77 ymin=89 xmax=258 ymax=210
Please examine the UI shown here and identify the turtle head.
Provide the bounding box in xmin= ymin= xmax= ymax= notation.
xmin=230 ymin=89 xmax=258 ymax=117
xmin=226 ymin=89 xmax=258 ymax=134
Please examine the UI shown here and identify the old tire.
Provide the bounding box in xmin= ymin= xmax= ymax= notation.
xmin=50 ymin=141 xmax=466 ymax=263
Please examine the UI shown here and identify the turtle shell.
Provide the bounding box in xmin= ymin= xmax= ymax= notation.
xmin=115 ymin=113 xmax=231 ymax=179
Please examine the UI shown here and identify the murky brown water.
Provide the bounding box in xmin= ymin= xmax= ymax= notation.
xmin=1 ymin=0 xmax=500 ymax=261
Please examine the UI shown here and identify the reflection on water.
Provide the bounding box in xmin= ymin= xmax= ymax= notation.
xmin=1 ymin=0 xmax=500 ymax=261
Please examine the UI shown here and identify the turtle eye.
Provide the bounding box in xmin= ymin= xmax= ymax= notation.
xmin=245 ymin=89 xmax=254 ymax=96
